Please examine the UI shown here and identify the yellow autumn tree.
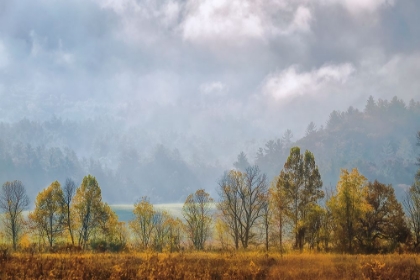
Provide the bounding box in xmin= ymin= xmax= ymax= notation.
xmin=114 ymin=221 xmax=129 ymax=251
xmin=166 ymin=217 xmax=183 ymax=252
xmin=130 ymin=197 xmax=180 ymax=252
xmin=152 ymin=210 xmax=172 ymax=252
xmin=72 ymin=175 xmax=107 ymax=249
xmin=130 ymin=197 xmax=155 ymax=250
xmin=95 ymin=203 xmax=118 ymax=240
xmin=28 ymin=181 xmax=66 ymax=248
xmin=90 ymin=202 xmax=125 ymax=252
xmin=182 ymin=189 xmax=213 ymax=250
xmin=269 ymin=176 xmax=289 ymax=255
xmin=327 ymin=168 xmax=370 ymax=253
xmin=215 ymin=215 xmax=231 ymax=250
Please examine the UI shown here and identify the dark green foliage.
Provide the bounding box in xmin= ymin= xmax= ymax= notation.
xmin=90 ymin=240 xmax=108 ymax=252
xmin=357 ymin=180 xmax=409 ymax=253
xmin=277 ymin=147 xmax=324 ymax=251
xmin=90 ymin=239 xmax=126 ymax=252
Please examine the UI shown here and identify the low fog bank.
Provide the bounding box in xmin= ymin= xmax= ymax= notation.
xmin=0 ymin=96 xmax=419 ymax=206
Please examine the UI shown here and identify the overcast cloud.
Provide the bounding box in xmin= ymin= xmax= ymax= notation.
xmin=0 ymin=0 xmax=419 ymax=162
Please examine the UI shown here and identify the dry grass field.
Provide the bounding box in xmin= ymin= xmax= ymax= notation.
xmin=1 ymin=251 xmax=420 ymax=279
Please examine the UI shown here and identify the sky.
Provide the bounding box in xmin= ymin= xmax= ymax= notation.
xmin=0 ymin=0 xmax=419 ymax=160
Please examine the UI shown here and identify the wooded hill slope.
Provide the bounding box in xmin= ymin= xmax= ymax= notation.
xmin=255 ymin=96 xmax=420 ymax=199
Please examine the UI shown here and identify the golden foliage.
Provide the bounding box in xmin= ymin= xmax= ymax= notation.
xmin=28 ymin=181 xmax=65 ymax=248
xmin=327 ymin=168 xmax=370 ymax=253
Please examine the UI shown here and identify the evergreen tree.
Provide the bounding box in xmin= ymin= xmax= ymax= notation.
xmin=233 ymin=152 xmax=250 ymax=172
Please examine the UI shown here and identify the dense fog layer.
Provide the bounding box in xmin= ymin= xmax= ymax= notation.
xmin=0 ymin=97 xmax=419 ymax=204
xmin=0 ymin=1 xmax=419 ymax=203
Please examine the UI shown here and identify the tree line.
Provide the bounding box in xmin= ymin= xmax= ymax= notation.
xmin=0 ymin=176 xmax=126 ymax=252
xmin=1 ymin=132 xmax=420 ymax=254
xmin=216 ymin=148 xmax=410 ymax=254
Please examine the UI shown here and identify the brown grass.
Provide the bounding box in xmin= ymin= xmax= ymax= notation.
xmin=1 ymin=251 xmax=420 ymax=279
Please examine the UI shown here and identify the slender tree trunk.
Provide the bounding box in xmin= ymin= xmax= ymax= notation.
xmin=244 ymin=227 xmax=249 ymax=249
xmin=294 ymin=197 xmax=299 ymax=250
xmin=12 ymin=219 xmax=17 ymax=251
xmin=235 ymin=229 xmax=239 ymax=250
xmin=279 ymin=218 xmax=283 ymax=257
xmin=50 ymin=215 xmax=53 ymax=248
xmin=265 ymin=222 xmax=269 ymax=252
xmin=67 ymin=205 xmax=74 ymax=245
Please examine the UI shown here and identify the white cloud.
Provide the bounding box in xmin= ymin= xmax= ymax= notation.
xmin=275 ymin=5 xmax=312 ymax=35
xmin=360 ymin=52 xmax=420 ymax=100
xmin=0 ymin=0 xmax=418 ymax=165
xmin=320 ymin=0 xmax=395 ymax=14
xmin=291 ymin=6 xmax=312 ymax=33
xmin=263 ymin=63 xmax=355 ymax=100
xmin=199 ymin=81 xmax=227 ymax=95
xmin=181 ymin=0 xmax=313 ymax=45
xmin=182 ymin=0 xmax=265 ymax=43
xmin=162 ymin=1 xmax=181 ymax=27
xmin=96 ymin=0 xmax=180 ymax=46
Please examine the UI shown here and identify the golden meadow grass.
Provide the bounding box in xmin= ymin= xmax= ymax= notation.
xmin=1 ymin=251 xmax=420 ymax=279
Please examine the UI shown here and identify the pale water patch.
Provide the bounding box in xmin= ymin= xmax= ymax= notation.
xmin=20 ymin=203 xmax=214 ymax=223
xmin=110 ymin=203 xmax=185 ymax=222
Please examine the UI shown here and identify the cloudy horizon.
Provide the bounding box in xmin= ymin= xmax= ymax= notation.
xmin=0 ymin=0 xmax=419 ymax=161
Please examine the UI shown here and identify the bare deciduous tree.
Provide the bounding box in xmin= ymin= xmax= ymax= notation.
xmin=218 ymin=170 xmax=242 ymax=249
xmin=63 ymin=178 xmax=76 ymax=245
xmin=218 ymin=166 xmax=268 ymax=249
xmin=404 ymin=183 xmax=420 ymax=250
xmin=0 ymin=180 xmax=29 ymax=251
xmin=261 ymin=192 xmax=270 ymax=252
xmin=130 ymin=196 xmax=155 ymax=249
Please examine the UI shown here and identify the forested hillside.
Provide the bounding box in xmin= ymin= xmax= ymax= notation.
xmin=255 ymin=96 xmax=420 ymax=199
xmin=0 ymin=96 xmax=419 ymax=203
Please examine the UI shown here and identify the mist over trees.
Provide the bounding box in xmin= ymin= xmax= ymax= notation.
xmin=0 ymin=119 xmax=204 ymax=203
xmin=256 ymin=96 xmax=420 ymax=199
xmin=0 ymin=96 xmax=419 ymax=204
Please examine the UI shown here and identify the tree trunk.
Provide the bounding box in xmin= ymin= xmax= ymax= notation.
xmin=67 ymin=205 xmax=74 ymax=245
